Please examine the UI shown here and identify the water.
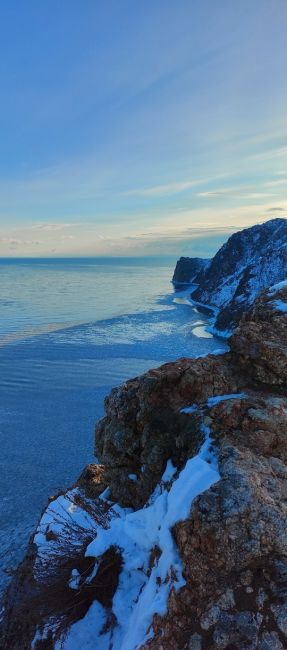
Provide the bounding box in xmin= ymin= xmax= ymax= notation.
xmin=0 ymin=257 xmax=226 ymax=593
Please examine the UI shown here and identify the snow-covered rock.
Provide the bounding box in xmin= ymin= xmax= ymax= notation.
xmin=1 ymin=277 xmax=287 ymax=650
xmin=173 ymin=218 xmax=287 ymax=330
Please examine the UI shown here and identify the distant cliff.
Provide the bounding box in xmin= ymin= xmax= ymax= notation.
xmin=173 ymin=218 xmax=287 ymax=330
xmin=172 ymin=257 xmax=209 ymax=284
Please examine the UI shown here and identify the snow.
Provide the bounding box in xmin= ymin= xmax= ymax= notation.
xmin=60 ymin=436 xmax=219 ymax=650
xmin=99 ymin=487 xmax=110 ymax=500
xmin=34 ymin=489 xmax=98 ymax=555
xmin=192 ymin=325 xmax=214 ymax=339
xmin=181 ymin=393 xmax=246 ymax=415
xmin=55 ymin=601 xmax=109 ymax=650
xmin=180 ymin=404 xmax=198 ymax=414
xmin=273 ymin=299 xmax=287 ymax=313
xmin=206 ymin=324 xmax=233 ymax=339
xmin=69 ymin=568 xmax=81 ymax=590
xmin=268 ymin=279 xmax=287 ymax=295
xmin=207 ymin=393 xmax=247 ymax=407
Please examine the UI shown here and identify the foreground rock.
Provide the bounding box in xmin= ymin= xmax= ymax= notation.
xmin=1 ymin=285 xmax=287 ymax=649
xmin=173 ymin=218 xmax=287 ymax=331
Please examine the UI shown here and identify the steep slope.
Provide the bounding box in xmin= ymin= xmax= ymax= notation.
xmin=172 ymin=257 xmax=209 ymax=284
xmin=174 ymin=218 xmax=287 ymax=330
xmin=1 ymin=283 xmax=287 ymax=649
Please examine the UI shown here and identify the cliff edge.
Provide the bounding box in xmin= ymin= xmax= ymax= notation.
xmin=1 ymin=281 xmax=286 ymax=649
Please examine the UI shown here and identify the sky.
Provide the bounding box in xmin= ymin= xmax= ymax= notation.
xmin=0 ymin=0 xmax=287 ymax=258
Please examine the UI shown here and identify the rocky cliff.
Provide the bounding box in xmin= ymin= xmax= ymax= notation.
xmin=1 ymin=283 xmax=287 ymax=650
xmin=173 ymin=218 xmax=287 ymax=331
xmin=172 ymin=257 xmax=209 ymax=285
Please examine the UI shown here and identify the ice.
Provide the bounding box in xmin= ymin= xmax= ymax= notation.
xmin=192 ymin=325 xmax=214 ymax=339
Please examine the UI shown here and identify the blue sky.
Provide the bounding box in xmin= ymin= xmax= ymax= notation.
xmin=0 ymin=0 xmax=287 ymax=257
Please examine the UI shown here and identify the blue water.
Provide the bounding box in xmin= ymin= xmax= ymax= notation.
xmin=0 ymin=257 xmax=226 ymax=592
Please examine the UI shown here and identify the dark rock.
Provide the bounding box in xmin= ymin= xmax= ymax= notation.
xmin=172 ymin=257 xmax=209 ymax=284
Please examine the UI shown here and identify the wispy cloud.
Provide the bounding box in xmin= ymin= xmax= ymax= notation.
xmin=197 ymin=189 xmax=277 ymax=199
xmin=30 ymin=223 xmax=80 ymax=232
xmin=265 ymin=177 xmax=287 ymax=187
xmin=123 ymin=177 xmax=213 ymax=198
xmin=266 ymin=206 xmax=286 ymax=212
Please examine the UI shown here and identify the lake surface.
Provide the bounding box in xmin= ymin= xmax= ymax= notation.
xmin=0 ymin=257 xmax=226 ymax=593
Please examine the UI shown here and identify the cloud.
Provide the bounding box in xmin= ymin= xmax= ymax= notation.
xmin=123 ymin=178 xmax=209 ymax=197
xmin=122 ymin=173 xmax=231 ymax=198
xmin=30 ymin=223 xmax=80 ymax=232
xmin=266 ymin=206 xmax=286 ymax=212
xmin=197 ymin=189 xmax=276 ymax=199
xmin=265 ymin=178 xmax=287 ymax=187
xmin=0 ymin=237 xmax=41 ymax=246
xmin=250 ymin=145 xmax=287 ymax=161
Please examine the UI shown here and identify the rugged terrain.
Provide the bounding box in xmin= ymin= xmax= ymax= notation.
xmin=173 ymin=218 xmax=287 ymax=331
xmin=1 ymin=277 xmax=286 ymax=649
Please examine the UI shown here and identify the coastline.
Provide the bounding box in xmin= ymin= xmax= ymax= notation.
xmin=1 ymin=281 xmax=287 ymax=649
xmin=0 ymin=276 xmax=224 ymax=598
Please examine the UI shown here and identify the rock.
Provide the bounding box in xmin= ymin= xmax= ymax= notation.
xmin=271 ymin=604 xmax=287 ymax=637
xmin=230 ymin=285 xmax=287 ymax=387
xmin=172 ymin=257 xmax=209 ymax=285
xmin=173 ymin=218 xmax=287 ymax=330
xmin=95 ymin=353 xmax=243 ymax=507
xmin=77 ymin=463 xmax=107 ymax=498
xmin=1 ymin=278 xmax=287 ymax=649
xmin=260 ymin=631 xmax=284 ymax=649
xmin=189 ymin=633 xmax=203 ymax=649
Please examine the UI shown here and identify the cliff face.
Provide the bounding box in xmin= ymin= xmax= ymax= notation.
xmin=1 ymin=285 xmax=287 ymax=649
xmin=172 ymin=257 xmax=209 ymax=284
xmin=173 ymin=218 xmax=287 ymax=331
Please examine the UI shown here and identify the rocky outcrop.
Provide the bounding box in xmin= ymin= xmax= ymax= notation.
xmin=230 ymin=283 xmax=287 ymax=388
xmin=1 ymin=285 xmax=287 ymax=649
xmin=172 ymin=257 xmax=209 ymax=285
xmin=144 ymin=392 xmax=287 ymax=649
xmin=173 ymin=219 xmax=287 ymax=330
xmin=96 ymin=352 xmax=241 ymax=509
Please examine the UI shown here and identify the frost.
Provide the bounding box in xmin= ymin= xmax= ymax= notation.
xmin=60 ymin=436 xmax=219 ymax=649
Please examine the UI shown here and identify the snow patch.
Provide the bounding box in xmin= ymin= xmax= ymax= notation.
xmin=207 ymin=393 xmax=247 ymax=408
xmin=192 ymin=325 xmax=214 ymax=339
xmin=61 ymin=437 xmax=219 ymax=649
xmin=273 ymin=299 xmax=287 ymax=313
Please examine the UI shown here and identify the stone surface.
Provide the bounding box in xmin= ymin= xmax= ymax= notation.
xmin=95 ymin=353 xmax=242 ymax=508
